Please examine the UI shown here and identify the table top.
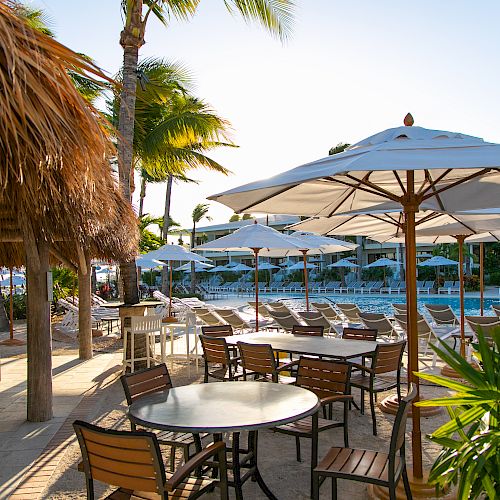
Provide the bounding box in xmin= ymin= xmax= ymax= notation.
xmin=128 ymin=382 xmax=320 ymax=433
xmin=225 ymin=331 xmax=378 ymax=359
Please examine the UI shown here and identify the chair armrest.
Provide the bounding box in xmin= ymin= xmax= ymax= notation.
xmin=320 ymin=394 xmax=353 ymax=406
xmin=277 ymin=359 xmax=300 ymax=372
xmin=165 ymin=441 xmax=225 ymax=492
xmin=349 ymin=362 xmax=374 ymax=374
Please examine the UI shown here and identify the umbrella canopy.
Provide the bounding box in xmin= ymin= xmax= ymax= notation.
xmin=175 ymin=262 xmax=214 ymax=272
xmin=327 ymin=258 xmax=360 ymax=269
xmin=229 ymin=263 xmax=254 ymax=272
xmin=417 ymin=253 xmax=434 ymax=258
xmin=417 ymin=256 xmax=459 ymax=267
xmin=364 ymin=257 xmax=400 ymax=268
xmin=145 ymin=244 xmax=208 ymax=263
xmin=136 ymin=256 xmax=166 ymax=270
xmin=287 ymin=261 xmax=317 ymax=271
xmin=208 ymin=265 xmax=230 ymax=273
xmin=207 ymin=116 xmax=500 ymax=479
xmin=258 ymin=262 xmax=280 ymax=270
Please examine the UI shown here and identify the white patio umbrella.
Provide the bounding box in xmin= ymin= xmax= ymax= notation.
xmin=258 ymin=262 xmax=280 ymax=270
xmin=327 ymin=258 xmax=360 ymax=268
xmin=135 ymin=257 xmax=166 ymax=288
xmin=207 ymin=115 xmax=500 ymax=481
xmin=417 ymin=255 xmax=459 ymax=267
xmin=364 ymin=257 xmax=400 ymax=286
xmin=144 ymin=244 xmax=208 ymax=321
xmin=174 ymin=262 xmax=214 ymax=272
xmin=287 ymin=261 xmax=317 ymax=271
xmin=262 ymin=231 xmax=356 ymax=310
xmin=230 ymin=263 xmax=255 ymax=272
xmin=208 ymin=265 xmax=229 ymax=273
xmin=195 ymin=222 xmax=317 ymax=329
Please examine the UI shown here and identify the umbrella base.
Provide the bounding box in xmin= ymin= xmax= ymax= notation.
xmin=0 ymin=337 xmax=26 ymax=346
xmin=368 ymin=469 xmax=453 ymax=499
xmin=378 ymin=394 xmax=442 ymax=417
xmin=441 ymin=362 xmax=479 ymax=379
xmin=162 ymin=316 xmax=177 ymax=323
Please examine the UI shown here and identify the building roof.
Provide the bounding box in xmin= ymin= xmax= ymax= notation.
xmin=194 ymin=214 xmax=300 ymax=234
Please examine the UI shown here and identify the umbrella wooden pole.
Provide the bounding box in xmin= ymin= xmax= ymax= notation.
xmin=403 ymin=170 xmax=423 ymax=480
xmin=456 ymin=236 xmax=466 ymax=357
xmin=253 ymin=249 xmax=260 ymax=331
xmin=9 ymin=268 xmax=13 ymax=339
xmin=480 ymin=242 xmax=484 ymax=315
xmin=301 ymin=250 xmax=310 ymax=311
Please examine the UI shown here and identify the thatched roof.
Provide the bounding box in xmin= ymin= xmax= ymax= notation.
xmin=0 ymin=1 xmax=138 ymax=268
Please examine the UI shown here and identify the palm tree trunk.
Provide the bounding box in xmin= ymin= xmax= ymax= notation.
xmin=162 ymin=174 xmax=173 ymax=240
xmin=117 ymin=0 xmax=143 ymax=306
xmin=138 ymin=176 xmax=146 ymax=217
xmin=190 ymin=225 xmax=196 ymax=293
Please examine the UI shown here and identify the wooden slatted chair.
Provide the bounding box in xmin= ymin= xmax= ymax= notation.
xmin=312 ymin=384 xmax=417 ymax=500
xmin=237 ymin=341 xmax=297 ymax=383
xmin=199 ymin=334 xmax=244 ymax=382
xmin=201 ymin=324 xmax=233 ymax=337
xmin=73 ymin=420 xmax=228 ymax=500
xmin=292 ymin=325 xmax=324 ymax=336
xmin=120 ymin=364 xmax=207 ymax=470
xmin=350 ymin=341 xmax=406 ymax=435
xmin=342 ymin=327 xmax=377 ymax=341
xmin=274 ymin=358 xmax=352 ymax=465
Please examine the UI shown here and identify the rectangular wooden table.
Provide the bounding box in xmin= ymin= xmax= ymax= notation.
xmin=225 ymin=331 xmax=378 ymax=359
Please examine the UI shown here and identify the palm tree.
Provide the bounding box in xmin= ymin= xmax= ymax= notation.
xmin=190 ymin=203 xmax=211 ymax=292
xmin=117 ymin=0 xmax=295 ymax=304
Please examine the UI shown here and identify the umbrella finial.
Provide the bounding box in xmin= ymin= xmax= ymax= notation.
xmin=404 ymin=113 xmax=414 ymax=126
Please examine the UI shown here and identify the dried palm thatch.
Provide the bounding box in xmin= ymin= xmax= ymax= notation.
xmin=0 ymin=1 xmax=138 ymax=268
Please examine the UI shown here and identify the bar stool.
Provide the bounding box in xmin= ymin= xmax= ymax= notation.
xmin=122 ymin=314 xmax=162 ymax=373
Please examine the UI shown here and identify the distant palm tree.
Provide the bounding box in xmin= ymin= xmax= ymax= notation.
xmin=117 ymin=0 xmax=295 ymax=304
xmin=190 ymin=203 xmax=211 ymax=292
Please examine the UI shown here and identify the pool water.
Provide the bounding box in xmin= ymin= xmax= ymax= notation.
xmin=263 ymin=293 xmax=499 ymax=317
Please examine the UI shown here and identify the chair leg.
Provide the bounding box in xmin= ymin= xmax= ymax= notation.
xmin=295 ymin=435 xmax=301 ymax=462
xmin=370 ymin=390 xmax=377 ymax=436
xmin=331 ymin=477 xmax=338 ymax=500
xmin=402 ymin=465 xmax=413 ymax=500
xmin=360 ymin=388 xmax=365 ymax=414
xmin=169 ymin=446 xmax=176 ymax=471
xmin=85 ymin=477 xmax=94 ymax=500
xmin=311 ymin=471 xmax=320 ymax=500
xmin=389 ymin=481 xmax=397 ymax=500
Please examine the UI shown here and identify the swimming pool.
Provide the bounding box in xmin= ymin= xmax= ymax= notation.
xmin=261 ymin=293 xmax=499 ymax=317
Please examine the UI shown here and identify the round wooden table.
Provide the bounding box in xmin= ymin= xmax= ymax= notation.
xmin=128 ymin=382 xmax=320 ymax=500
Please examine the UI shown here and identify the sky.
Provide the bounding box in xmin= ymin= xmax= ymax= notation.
xmin=38 ymin=0 xmax=500 ymax=230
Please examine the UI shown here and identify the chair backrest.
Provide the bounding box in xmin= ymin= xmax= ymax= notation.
xmin=266 ymin=301 xmax=290 ymax=313
xmin=267 ymin=309 xmax=298 ymax=331
xmin=442 ymin=280 xmax=454 ymax=287
xmin=336 ymin=303 xmax=361 ymax=320
xmin=392 ymin=303 xmax=407 ymax=314
xmin=292 ymin=324 xmax=324 ymax=336
xmin=311 ymin=302 xmax=340 ymax=321
xmin=199 ymin=335 xmax=232 ymax=366
xmin=297 ymin=311 xmax=331 ymax=330
xmin=425 ymin=304 xmax=457 ymax=325
xmin=491 ymin=304 xmax=500 ymax=317
xmin=342 ymin=327 xmax=377 ymax=341
xmin=372 ymin=341 xmax=406 ymax=375
xmin=358 ymin=312 xmax=394 ymax=336
xmin=73 ymin=420 xmax=166 ymax=496
xmin=201 ymin=324 xmax=233 ymax=337
xmin=237 ymin=342 xmax=277 ymax=377
xmin=130 ymin=314 xmax=162 ymax=334
xmin=215 ymin=309 xmax=249 ymax=329
xmin=248 ymin=301 xmax=272 ymax=318
xmin=296 ymin=358 xmax=351 ymax=399
xmin=195 ymin=307 xmax=224 ymax=326
xmin=393 ymin=313 xmax=432 ymax=339
xmin=465 ymin=316 xmax=500 ymax=336
xmin=389 ymin=384 xmax=418 ymax=460
xmin=120 ymin=364 xmax=172 ymax=406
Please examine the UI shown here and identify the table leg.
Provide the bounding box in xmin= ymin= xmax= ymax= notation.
xmin=248 ymin=431 xmax=278 ymax=500
xmin=232 ymin=432 xmax=244 ymax=500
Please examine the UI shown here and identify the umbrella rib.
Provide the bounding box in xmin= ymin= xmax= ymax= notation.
xmin=414 ymin=211 xmax=443 ymax=227
xmin=342 ymin=174 xmax=401 ymax=202
xmin=323 ymin=214 xmax=359 ymax=233
xmin=368 ymin=213 xmax=401 ymax=228
xmin=417 ymin=169 xmax=451 ymax=197
xmin=324 ymin=173 xmax=373 ymax=217
xmin=392 ymin=171 xmax=406 ymax=195
xmin=447 ymin=214 xmax=477 ymax=235
xmin=421 ymin=168 xmax=492 ymax=201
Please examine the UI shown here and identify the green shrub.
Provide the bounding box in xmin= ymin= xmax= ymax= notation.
xmin=4 ymin=294 xmax=27 ymax=320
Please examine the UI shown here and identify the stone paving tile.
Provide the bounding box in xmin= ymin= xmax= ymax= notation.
xmin=0 ymin=351 xmax=120 ymax=499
